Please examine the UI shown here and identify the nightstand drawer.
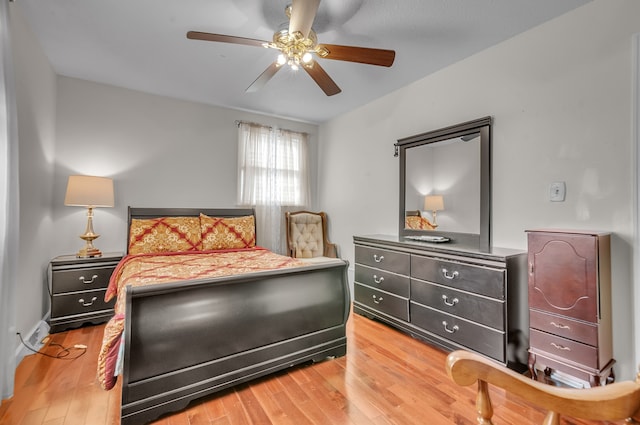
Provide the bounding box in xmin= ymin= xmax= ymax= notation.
xmin=411 ymin=279 xmax=505 ymax=331
xmin=355 ymin=264 xmax=409 ymax=298
xmin=410 ymin=302 xmax=505 ymax=363
xmin=52 ymin=289 xmax=114 ymax=317
xmin=355 ymin=246 xmax=409 ymax=275
xmin=354 ymin=283 xmax=409 ymax=321
xmin=530 ymin=328 xmax=598 ymax=369
xmin=411 ymin=256 xmax=505 ymax=299
xmin=530 ymin=309 xmax=597 ymax=346
xmin=52 ymin=265 xmax=116 ymax=294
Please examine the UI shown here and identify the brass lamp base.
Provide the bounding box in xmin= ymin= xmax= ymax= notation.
xmin=76 ymin=207 xmax=103 ymax=258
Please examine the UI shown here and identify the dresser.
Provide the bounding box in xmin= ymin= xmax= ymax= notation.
xmin=353 ymin=235 xmax=528 ymax=370
xmin=526 ymin=230 xmax=614 ymax=386
xmin=49 ymin=253 xmax=122 ymax=333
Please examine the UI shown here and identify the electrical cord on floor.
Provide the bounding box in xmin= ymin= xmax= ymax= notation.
xmin=16 ymin=332 xmax=87 ymax=360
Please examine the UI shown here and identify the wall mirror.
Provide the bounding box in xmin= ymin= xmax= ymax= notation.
xmin=396 ymin=116 xmax=492 ymax=251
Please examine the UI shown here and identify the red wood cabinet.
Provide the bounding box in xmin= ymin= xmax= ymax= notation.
xmin=526 ymin=230 xmax=614 ymax=386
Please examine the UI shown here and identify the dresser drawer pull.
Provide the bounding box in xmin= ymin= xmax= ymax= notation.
xmin=373 ymin=254 xmax=384 ymax=263
xmin=550 ymin=342 xmax=571 ymax=352
xmin=79 ymin=274 xmax=99 ymax=284
xmin=441 ymin=294 xmax=459 ymax=307
xmin=550 ymin=321 xmax=570 ymax=330
xmin=78 ymin=297 xmax=98 ymax=307
xmin=373 ymin=275 xmax=385 ymax=284
xmin=372 ymin=295 xmax=384 ymax=304
xmin=442 ymin=321 xmax=459 ymax=334
xmin=441 ymin=268 xmax=459 ymax=280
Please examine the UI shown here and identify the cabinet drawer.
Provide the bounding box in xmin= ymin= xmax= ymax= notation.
xmin=355 ymin=246 xmax=409 ymax=275
xmin=52 ymin=265 xmax=116 ymax=294
xmin=530 ymin=329 xmax=598 ymax=369
xmin=355 ymin=265 xmax=409 ymax=298
xmin=411 ymin=256 xmax=504 ymax=299
xmin=410 ymin=302 xmax=505 ymax=363
xmin=51 ymin=289 xmax=115 ymax=317
xmin=354 ymin=283 xmax=409 ymax=321
xmin=411 ymin=279 xmax=505 ymax=331
xmin=530 ymin=309 xmax=597 ymax=346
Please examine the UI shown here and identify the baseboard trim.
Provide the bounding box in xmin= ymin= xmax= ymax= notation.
xmin=14 ymin=317 xmax=50 ymax=364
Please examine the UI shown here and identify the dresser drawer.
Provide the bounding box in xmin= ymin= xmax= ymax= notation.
xmin=354 ymin=283 xmax=409 ymax=321
xmin=355 ymin=264 xmax=409 ymax=298
xmin=355 ymin=246 xmax=409 ymax=275
xmin=530 ymin=329 xmax=598 ymax=369
xmin=51 ymin=289 xmax=115 ymax=317
xmin=52 ymin=265 xmax=116 ymax=294
xmin=530 ymin=309 xmax=597 ymax=346
xmin=411 ymin=279 xmax=505 ymax=331
xmin=410 ymin=302 xmax=505 ymax=363
xmin=411 ymin=256 xmax=504 ymax=299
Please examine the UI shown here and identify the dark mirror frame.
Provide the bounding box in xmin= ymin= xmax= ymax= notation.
xmin=396 ymin=116 xmax=492 ymax=251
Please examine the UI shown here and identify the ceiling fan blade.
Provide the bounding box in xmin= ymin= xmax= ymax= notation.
xmin=304 ymin=61 xmax=341 ymax=96
xmin=289 ymin=0 xmax=320 ymax=38
xmin=246 ymin=62 xmax=281 ymax=93
xmin=187 ymin=31 xmax=267 ymax=48
xmin=317 ymin=44 xmax=396 ymax=67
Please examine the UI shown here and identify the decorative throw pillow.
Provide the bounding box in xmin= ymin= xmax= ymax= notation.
xmin=128 ymin=216 xmax=203 ymax=254
xmin=200 ymin=214 xmax=256 ymax=250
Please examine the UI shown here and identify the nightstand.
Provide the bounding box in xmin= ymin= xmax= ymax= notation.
xmin=48 ymin=252 xmax=122 ymax=333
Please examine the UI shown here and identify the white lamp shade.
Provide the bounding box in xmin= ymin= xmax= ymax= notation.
xmin=424 ymin=195 xmax=444 ymax=211
xmin=64 ymin=175 xmax=114 ymax=207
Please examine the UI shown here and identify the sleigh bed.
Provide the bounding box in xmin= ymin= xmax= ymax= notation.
xmin=97 ymin=207 xmax=350 ymax=425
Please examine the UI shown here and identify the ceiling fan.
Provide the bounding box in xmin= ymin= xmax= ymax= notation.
xmin=186 ymin=0 xmax=395 ymax=96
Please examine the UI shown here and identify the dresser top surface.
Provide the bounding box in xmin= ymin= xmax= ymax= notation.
xmin=51 ymin=252 xmax=123 ymax=266
xmin=354 ymin=234 xmax=525 ymax=261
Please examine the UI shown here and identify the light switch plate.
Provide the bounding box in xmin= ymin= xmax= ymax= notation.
xmin=550 ymin=182 xmax=566 ymax=202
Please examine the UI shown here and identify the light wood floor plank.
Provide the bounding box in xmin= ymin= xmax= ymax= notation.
xmin=0 ymin=309 xmax=631 ymax=425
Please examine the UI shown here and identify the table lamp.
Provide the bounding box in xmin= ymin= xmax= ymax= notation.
xmin=64 ymin=175 xmax=114 ymax=257
xmin=424 ymin=195 xmax=444 ymax=228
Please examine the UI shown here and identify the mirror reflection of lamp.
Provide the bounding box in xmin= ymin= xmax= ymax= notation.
xmin=64 ymin=175 xmax=114 ymax=258
xmin=424 ymin=195 xmax=444 ymax=228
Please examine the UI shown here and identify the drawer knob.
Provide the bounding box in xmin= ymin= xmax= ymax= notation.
xmin=441 ymin=268 xmax=459 ymax=280
xmin=550 ymin=342 xmax=571 ymax=352
xmin=79 ymin=274 xmax=99 ymax=284
xmin=373 ymin=254 xmax=384 ymax=263
xmin=441 ymin=294 xmax=459 ymax=307
xmin=78 ymin=297 xmax=97 ymax=307
xmin=550 ymin=321 xmax=571 ymax=330
xmin=373 ymin=275 xmax=385 ymax=284
xmin=372 ymin=295 xmax=384 ymax=304
xmin=442 ymin=321 xmax=459 ymax=334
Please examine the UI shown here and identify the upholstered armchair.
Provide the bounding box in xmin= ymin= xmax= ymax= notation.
xmin=446 ymin=350 xmax=640 ymax=425
xmin=285 ymin=211 xmax=338 ymax=259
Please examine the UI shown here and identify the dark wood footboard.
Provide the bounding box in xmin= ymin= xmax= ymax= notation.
xmin=120 ymin=259 xmax=350 ymax=425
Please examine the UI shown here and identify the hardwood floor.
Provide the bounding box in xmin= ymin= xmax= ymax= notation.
xmin=0 ymin=310 xmax=627 ymax=425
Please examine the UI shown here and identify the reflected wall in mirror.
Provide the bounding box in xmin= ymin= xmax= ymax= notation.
xmin=397 ymin=117 xmax=491 ymax=251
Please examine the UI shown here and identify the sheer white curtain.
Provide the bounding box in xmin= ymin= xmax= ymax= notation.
xmin=0 ymin=0 xmax=19 ymax=401
xmin=237 ymin=122 xmax=310 ymax=253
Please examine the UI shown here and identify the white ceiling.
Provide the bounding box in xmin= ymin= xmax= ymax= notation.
xmin=16 ymin=0 xmax=591 ymax=124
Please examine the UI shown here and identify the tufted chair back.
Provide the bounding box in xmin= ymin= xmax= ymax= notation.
xmin=285 ymin=211 xmax=338 ymax=259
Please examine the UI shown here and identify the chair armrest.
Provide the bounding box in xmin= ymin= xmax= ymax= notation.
xmin=446 ymin=350 xmax=640 ymax=423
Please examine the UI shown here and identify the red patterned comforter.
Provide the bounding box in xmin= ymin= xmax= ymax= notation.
xmin=98 ymin=247 xmax=306 ymax=390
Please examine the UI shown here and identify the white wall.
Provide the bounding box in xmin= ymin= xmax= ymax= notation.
xmin=10 ymin=4 xmax=57 ymax=341
xmin=319 ymin=0 xmax=640 ymax=380
xmin=52 ymin=77 xmax=319 ymax=255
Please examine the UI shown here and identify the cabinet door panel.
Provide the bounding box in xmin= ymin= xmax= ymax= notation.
xmin=528 ymin=233 xmax=598 ymax=322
